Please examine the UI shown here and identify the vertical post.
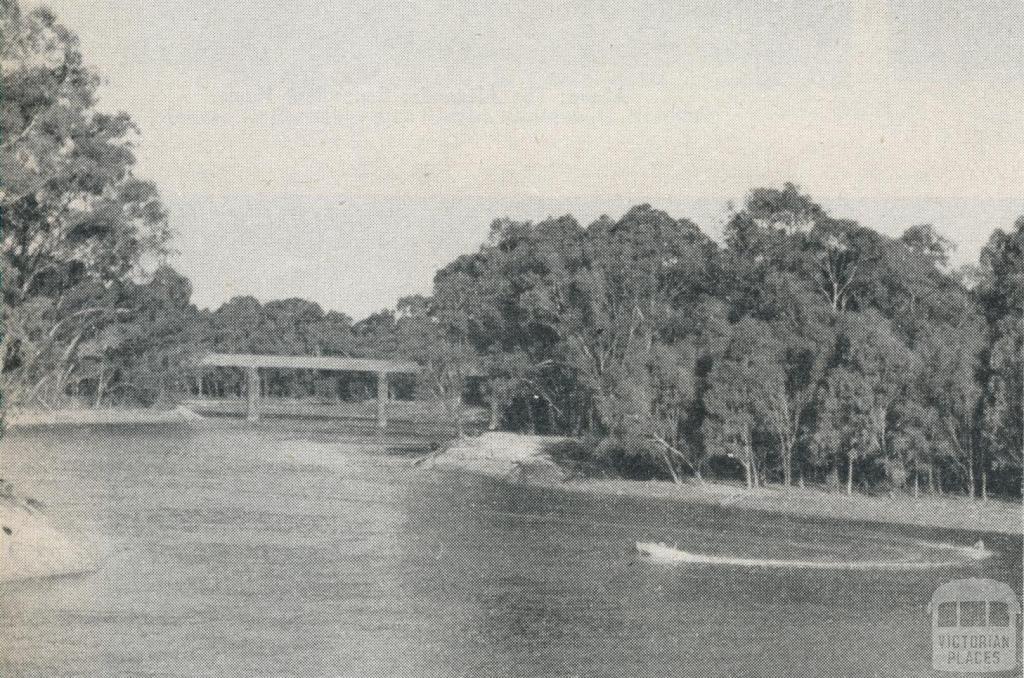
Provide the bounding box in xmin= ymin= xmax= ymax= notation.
xmin=246 ymin=365 xmax=260 ymax=422
xmin=377 ymin=371 xmax=388 ymax=430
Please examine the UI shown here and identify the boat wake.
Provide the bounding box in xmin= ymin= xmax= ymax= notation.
xmin=635 ymin=539 xmax=994 ymax=571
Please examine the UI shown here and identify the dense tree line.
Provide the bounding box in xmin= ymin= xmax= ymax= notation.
xmin=416 ymin=191 xmax=1022 ymax=499
xmin=2 ymin=0 xmax=1019 ymax=499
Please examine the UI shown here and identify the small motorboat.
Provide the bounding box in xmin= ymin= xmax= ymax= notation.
xmin=635 ymin=540 xmax=993 ymax=571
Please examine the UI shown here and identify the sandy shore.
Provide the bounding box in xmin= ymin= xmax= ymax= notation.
xmin=6 ymin=406 xmax=204 ymax=429
xmin=430 ymin=432 xmax=1023 ymax=536
xmin=0 ymin=497 xmax=100 ymax=583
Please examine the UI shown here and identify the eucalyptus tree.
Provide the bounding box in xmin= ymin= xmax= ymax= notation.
xmin=799 ymin=219 xmax=888 ymax=314
xmin=1 ymin=0 xmax=170 ymax=406
xmin=812 ymin=311 xmax=914 ymax=494
xmin=429 ymin=217 xmax=582 ymax=433
xmin=78 ymin=267 xmax=199 ymax=405
xmin=568 ymin=205 xmax=718 ymax=433
xmin=720 ymin=186 xmax=841 ymax=487
xmin=976 ymin=217 xmax=1024 ymax=496
xmin=915 ymin=315 xmax=987 ymax=497
xmin=702 ymin=317 xmax=784 ymax=488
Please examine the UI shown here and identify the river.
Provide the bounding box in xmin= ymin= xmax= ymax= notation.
xmin=1 ymin=424 xmax=1020 ymax=677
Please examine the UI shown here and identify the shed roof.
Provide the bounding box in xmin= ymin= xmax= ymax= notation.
xmin=200 ymin=353 xmax=421 ymax=374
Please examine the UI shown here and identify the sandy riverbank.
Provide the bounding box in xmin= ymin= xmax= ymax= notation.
xmin=429 ymin=432 xmax=1023 ymax=536
xmin=0 ymin=496 xmax=100 ymax=583
xmin=6 ymin=406 xmax=204 ymax=429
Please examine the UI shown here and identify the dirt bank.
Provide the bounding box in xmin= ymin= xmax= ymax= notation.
xmin=431 ymin=431 xmax=567 ymax=478
xmin=428 ymin=432 xmax=1023 ymax=536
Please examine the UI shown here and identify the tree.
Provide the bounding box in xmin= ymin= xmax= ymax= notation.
xmin=875 ymin=224 xmax=966 ymax=346
xmin=814 ymin=312 xmax=913 ymax=495
xmin=562 ymin=206 xmax=717 ymax=433
xmin=742 ymin=183 xmax=825 ymax=235
xmin=976 ymin=217 xmax=1024 ymax=495
xmin=1 ymin=0 xmax=171 ymax=407
xmin=760 ymin=318 xmax=833 ymax=487
xmin=722 ymin=184 xmax=823 ymax=320
xmin=67 ymin=267 xmax=199 ymax=406
xmin=429 ymin=264 xmax=486 ymax=435
xmin=916 ymin=316 xmax=986 ymax=497
xmin=800 ymin=219 xmax=886 ymax=314
xmin=900 ymin=224 xmax=954 ymax=268
xmin=703 ymin=317 xmax=781 ymax=489
xmin=643 ymin=341 xmax=701 ymax=481
xmin=814 ymin=366 xmax=875 ymax=495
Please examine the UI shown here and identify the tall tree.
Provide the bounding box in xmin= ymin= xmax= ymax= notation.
xmin=1 ymin=0 xmax=171 ymax=406
xmin=976 ymin=217 xmax=1024 ymax=495
xmin=916 ymin=316 xmax=986 ymax=497
xmin=761 ymin=317 xmax=833 ymax=487
xmin=800 ymin=219 xmax=886 ymax=314
xmin=814 ymin=312 xmax=913 ymax=494
xmin=703 ymin=317 xmax=781 ymax=489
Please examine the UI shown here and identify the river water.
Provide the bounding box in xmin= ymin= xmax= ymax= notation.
xmin=1 ymin=424 xmax=1020 ymax=677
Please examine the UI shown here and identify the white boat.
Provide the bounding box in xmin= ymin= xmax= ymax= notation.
xmin=635 ymin=540 xmax=992 ymax=571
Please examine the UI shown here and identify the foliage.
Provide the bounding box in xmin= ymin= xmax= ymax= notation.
xmin=1 ymin=0 xmax=174 ymax=406
xmin=412 ymin=186 xmax=1022 ymax=499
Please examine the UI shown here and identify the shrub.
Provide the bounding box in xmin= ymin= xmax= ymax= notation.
xmin=546 ymin=435 xmax=683 ymax=481
xmin=544 ymin=436 xmax=610 ymax=479
xmin=594 ymin=436 xmax=669 ymax=481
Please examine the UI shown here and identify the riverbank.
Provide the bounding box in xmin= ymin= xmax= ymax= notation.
xmin=0 ymin=495 xmax=99 ymax=583
xmin=430 ymin=432 xmax=1023 ymax=536
xmin=6 ymin=406 xmax=204 ymax=429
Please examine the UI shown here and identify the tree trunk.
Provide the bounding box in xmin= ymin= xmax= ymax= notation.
xmin=94 ymin=365 xmax=107 ymax=409
xmin=967 ymin=459 xmax=976 ymax=499
xmin=741 ymin=461 xmax=753 ymax=490
xmin=539 ymin=393 xmax=556 ymax=434
xmin=782 ymin=442 xmax=793 ymax=487
xmin=453 ymin=392 xmax=465 ymax=437
xmin=981 ymin=469 xmax=988 ymax=502
xmin=846 ymin=455 xmax=854 ymax=496
xmin=744 ymin=430 xmax=755 ymax=490
xmin=663 ymin=451 xmax=680 ymax=485
xmin=913 ymin=471 xmax=920 ymax=499
xmin=488 ymin=396 xmax=500 ymax=430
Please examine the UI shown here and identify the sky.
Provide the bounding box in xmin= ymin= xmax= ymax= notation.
xmin=31 ymin=0 xmax=1024 ymax=319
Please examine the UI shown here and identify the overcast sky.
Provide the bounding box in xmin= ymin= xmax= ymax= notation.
xmin=34 ymin=0 xmax=1024 ymax=319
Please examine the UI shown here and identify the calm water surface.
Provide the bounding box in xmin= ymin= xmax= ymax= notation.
xmin=1 ymin=424 xmax=1020 ymax=677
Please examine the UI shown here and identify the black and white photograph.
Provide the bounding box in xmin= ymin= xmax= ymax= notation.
xmin=0 ymin=1 xmax=1021 ymax=676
